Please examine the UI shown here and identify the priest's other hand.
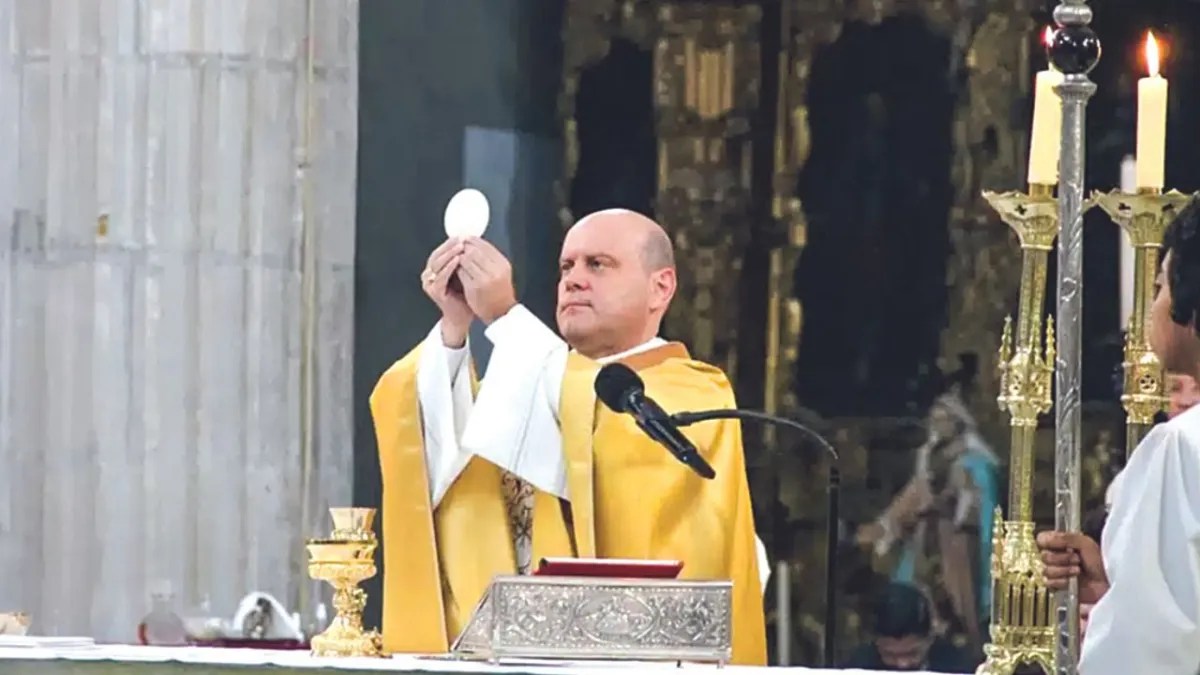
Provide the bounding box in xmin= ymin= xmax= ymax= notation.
xmin=422 ymin=238 xmax=473 ymax=347
xmin=459 ymin=237 xmax=517 ymax=324
xmin=1036 ymin=530 xmax=1109 ymax=604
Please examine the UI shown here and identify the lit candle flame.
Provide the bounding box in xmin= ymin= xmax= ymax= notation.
xmin=1146 ymin=31 xmax=1160 ymax=77
xmin=1043 ymin=26 xmax=1055 ymax=46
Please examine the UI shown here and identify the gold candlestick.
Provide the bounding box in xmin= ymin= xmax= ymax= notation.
xmin=978 ymin=185 xmax=1057 ymax=675
xmin=306 ymin=507 xmax=382 ymax=658
xmin=1093 ymin=189 xmax=1192 ymax=456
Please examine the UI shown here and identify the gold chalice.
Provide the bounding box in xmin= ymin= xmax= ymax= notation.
xmin=306 ymin=507 xmax=382 ymax=657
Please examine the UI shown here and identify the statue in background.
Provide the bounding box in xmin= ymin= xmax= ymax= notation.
xmin=856 ymin=382 xmax=1000 ymax=650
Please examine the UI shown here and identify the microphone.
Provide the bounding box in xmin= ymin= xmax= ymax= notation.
xmin=593 ymin=363 xmax=717 ymax=480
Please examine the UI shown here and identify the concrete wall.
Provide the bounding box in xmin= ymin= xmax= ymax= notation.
xmin=0 ymin=0 xmax=359 ymax=641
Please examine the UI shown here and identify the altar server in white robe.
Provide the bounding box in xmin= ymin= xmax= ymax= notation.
xmin=1042 ymin=199 xmax=1200 ymax=674
xmin=1037 ymin=375 xmax=1200 ymax=636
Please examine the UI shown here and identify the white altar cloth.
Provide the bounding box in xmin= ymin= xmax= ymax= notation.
xmin=0 ymin=644 xmax=957 ymax=674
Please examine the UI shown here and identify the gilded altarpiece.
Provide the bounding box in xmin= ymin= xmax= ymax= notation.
xmin=557 ymin=0 xmax=1119 ymax=664
xmin=558 ymin=1 xmax=760 ymax=377
xmin=767 ymin=2 xmax=1031 ymax=660
xmin=654 ymin=5 xmax=761 ymax=377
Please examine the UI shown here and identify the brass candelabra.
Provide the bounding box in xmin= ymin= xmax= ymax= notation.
xmin=978 ymin=185 xmax=1058 ymax=675
xmin=979 ymin=180 xmax=1196 ymax=675
xmin=1092 ymin=189 xmax=1192 ymax=455
xmin=305 ymin=507 xmax=382 ymax=658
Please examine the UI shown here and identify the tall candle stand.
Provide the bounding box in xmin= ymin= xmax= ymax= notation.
xmin=977 ymin=185 xmax=1058 ymax=675
xmin=1092 ymin=189 xmax=1192 ymax=455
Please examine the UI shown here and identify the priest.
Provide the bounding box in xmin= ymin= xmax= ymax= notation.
xmin=1041 ymin=199 xmax=1200 ymax=673
xmin=369 ymin=209 xmax=768 ymax=665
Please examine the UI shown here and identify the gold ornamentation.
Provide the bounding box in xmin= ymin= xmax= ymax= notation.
xmin=764 ymin=0 xmax=816 ymax=430
xmin=978 ymin=510 xmax=1053 ymax=675
xmin=939 ymin=3 xmax=1038 ymax=446
xmin=764 ymin=0 xmax=1035 ymax=659
xmin=557 ymin=0 xmax=658 ymax=231
xmin=654 ymin=3 xmax=760 ymax=374
xmin=979 ymin=186 xmax=1058 ymax=675
xmin=1092 ymin=189 xmax=1195 ymax=454
xmin=769 ymin=0 xmax=1031 ymax=427
xmin=557 ymin=1 xmax=759 ymax=374
xmin=306 ymin=507 xmax=381 ymax=658
xmin=558 ymin=0 xmax=1051 ymax=661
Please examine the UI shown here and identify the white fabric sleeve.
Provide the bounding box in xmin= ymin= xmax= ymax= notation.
xmin=756 ymin=536 xmax=771 ymax=594
xmin=1079 ymin=423 xmax=1200 ymax=675
xmin=415 ymin=322 xmax=476 ymax=507
xmin=460 ymin=304 xmax=572 ymax=499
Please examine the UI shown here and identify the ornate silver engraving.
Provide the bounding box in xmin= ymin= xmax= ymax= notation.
xmin=451 ymin=576 xmax=732 ymax=664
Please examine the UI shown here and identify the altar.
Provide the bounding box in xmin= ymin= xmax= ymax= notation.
xmin=0 ymin=645 xmax=956 ymax=675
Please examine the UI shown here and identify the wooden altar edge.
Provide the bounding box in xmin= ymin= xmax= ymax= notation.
xmin=451 ymin=575 xmax=733 ymax=665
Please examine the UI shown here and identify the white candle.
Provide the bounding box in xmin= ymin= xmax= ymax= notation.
xmin=1119 ymin=155 xmax=1136 ymax=328
xmin=1027 ymin=28 xmax=1062 ymax=187
xmin=1028 ymin=86 xmax=1063 ymax=184
xmin=1136 ymin=32 xmax=1167 ymax=190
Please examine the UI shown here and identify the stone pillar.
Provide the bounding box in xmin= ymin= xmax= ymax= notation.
xmin=0 ymin=0 xmax=358 ymax=641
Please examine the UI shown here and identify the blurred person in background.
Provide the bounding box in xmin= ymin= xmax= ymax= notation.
xmin=842 ymin=582 xmax=979 ymax=672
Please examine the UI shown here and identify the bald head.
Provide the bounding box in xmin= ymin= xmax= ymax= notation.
xmin=641 ymin=221 xmax=675 ymax=270
xmin=571 ymin=209 xmax=675 ymax=271
xmin=557 ymin=209 xmax=679 ymax=358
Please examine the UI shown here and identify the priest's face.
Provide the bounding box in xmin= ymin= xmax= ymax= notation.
xmin=1150 ymin=252 xmax=1200 ymax=375
xmin=557 ymin=212 xmax=676 ymax=358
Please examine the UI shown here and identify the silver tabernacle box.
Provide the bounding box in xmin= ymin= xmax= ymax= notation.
xmin=450 ymin=575 xmax=733 ymax=664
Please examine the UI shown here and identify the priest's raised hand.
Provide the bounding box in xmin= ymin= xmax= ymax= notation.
xmin=456 ymin=236 xmax=517 ymax=324
xmin=420 ymin=237 xmax=472 ymax=348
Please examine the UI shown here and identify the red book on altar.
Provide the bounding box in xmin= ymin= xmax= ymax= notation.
xmin=534 ymin=557 xmax=683 ymax=579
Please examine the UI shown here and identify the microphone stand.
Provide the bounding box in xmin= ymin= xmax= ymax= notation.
xmin=670 ymin=408 xmax=840 ymax=668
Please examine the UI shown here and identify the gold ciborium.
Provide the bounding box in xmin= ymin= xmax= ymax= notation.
xmin=306 ymin=507 xmax=382 ymax=657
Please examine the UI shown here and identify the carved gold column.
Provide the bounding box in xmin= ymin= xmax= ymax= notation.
xmin=653 ymin=3 xmax=761 ymax=375
xmin=762 ymin=2 xmax=820 ymax=436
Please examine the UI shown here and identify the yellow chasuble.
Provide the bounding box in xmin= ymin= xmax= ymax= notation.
xmin=370 ymin=341 xmax=767 ymax=665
